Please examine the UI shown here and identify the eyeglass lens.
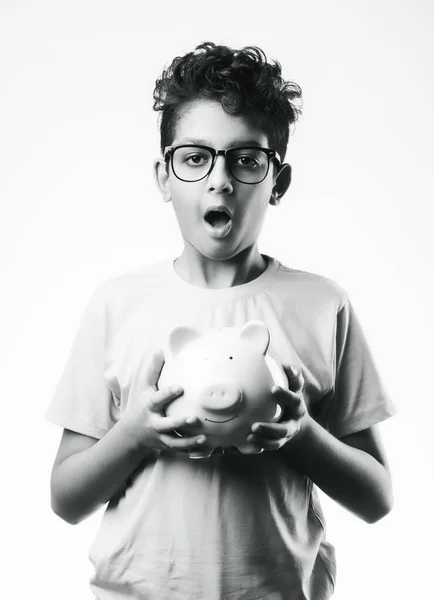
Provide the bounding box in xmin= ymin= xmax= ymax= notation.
xmin=171 ymin=147 xmax=270 ymax=183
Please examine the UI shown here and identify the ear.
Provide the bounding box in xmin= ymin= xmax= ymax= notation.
xmin=239 ymin=321 xmax=270 ymax=355
xmin=270 ymin=163 xmax=292 ymax=206
xmin=167 ymin=325 xmax=202 ymax=357
xmin=154 ymin=157 xmax=172 ymax=204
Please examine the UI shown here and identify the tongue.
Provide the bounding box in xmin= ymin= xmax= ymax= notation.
xmin=206 ymin=211 xmax=230 ymax=228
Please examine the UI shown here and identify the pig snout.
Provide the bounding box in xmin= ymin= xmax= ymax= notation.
xmin=200 ymin=384 xmax=243 ymax=413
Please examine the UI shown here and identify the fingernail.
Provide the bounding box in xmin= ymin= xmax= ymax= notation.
xmin=272 ymin=385 xmax=280 ymax=394
xmin=185 ymin=416 xmax=196 ymax=424
xmin=170 ymin=385 xmax=183 ymax=394
xmin=252 ymin=423 xmax=261 ymax=432
xmin=292 ymin=366 xmax=298 ymax=375
xmin=197 ymin=436 xmax=206 ymax=444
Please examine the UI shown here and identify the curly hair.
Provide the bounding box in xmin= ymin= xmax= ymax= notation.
xmin=153 ymin=42 xmax=302 ymax=162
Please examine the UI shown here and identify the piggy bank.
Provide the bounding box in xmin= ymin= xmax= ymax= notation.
xmin=158 ymin=320 xmax=287 ymax=458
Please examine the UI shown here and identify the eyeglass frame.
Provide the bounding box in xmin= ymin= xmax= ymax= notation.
xmin=163 ymin=144 xmax=283 ymax=185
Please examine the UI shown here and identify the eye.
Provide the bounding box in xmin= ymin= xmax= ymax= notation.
xmin=183 ymin=152 xmax=210 ymax=167
xmin=229 ymin=356 xmax=233 ymax=360
xmin=235 ymin=155 xmax=259 ymax=169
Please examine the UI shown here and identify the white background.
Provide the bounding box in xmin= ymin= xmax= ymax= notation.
xmin=1 ymin=1 xmax=433 ymax=598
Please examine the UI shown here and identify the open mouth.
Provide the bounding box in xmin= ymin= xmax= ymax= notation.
xmin=205 ymin=415 xmax=238 ymax=423
xmin=203 ymin=205 xmax=233 ymax=238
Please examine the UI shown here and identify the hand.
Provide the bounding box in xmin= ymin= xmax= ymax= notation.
xmin=125 ymin=349 xmax=207 ymax=452
xmin=246 ymin=364 xmax=306 ymax=452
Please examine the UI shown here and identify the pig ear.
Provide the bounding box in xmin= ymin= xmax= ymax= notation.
xmin=167 ymin=325 xmax=202 ymax=357
xmin=239 ymin=320 xmax=270 ymax=355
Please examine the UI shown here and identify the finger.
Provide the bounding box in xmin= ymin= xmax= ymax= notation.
xmin=242 ymin=445 xmax=264 ymax=455
xmin=144 ymin=349 xmax=165 ymax=390
xmin=247 ymin=434 xmax=284 ymax=451
xmin=148 ymin=385 xmax=184 ymax=412
xmin=271 ymin=386 xmax=305 ymax=419
xmin=252 ymin=420 xmax=301 ymax=439
xmin=154 ymin=414 xmax=200 ymax=433
xmin=282 ymin=363 xmax=304 ymax=392
xmin=159 ymin=433 xmax=207 ymax=450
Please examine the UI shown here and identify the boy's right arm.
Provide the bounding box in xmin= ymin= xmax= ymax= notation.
xmin=50 ymin=350 xmax=206 ymax=525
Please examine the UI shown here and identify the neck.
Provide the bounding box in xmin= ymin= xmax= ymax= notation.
xmin=174 ymin=245 xmax=268 ymax=289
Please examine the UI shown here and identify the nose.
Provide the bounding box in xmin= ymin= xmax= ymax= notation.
xmin=207 ymin=155 xmax=233 ymax=194
xmin=200 ymin=384 xmax=243 ymax=413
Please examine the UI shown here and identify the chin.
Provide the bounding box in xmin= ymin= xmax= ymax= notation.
xmin=199 ymin=246 xmax=245 ymax=262
xmin=194 ymin=238 xmax=249 ymax=260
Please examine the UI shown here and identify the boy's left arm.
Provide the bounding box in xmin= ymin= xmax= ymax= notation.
xmin=247 ymin=365 xmax=393 ymax=524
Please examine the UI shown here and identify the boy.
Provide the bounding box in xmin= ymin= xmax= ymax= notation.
xmin=47 ymin=42 xmax=395 ymax=599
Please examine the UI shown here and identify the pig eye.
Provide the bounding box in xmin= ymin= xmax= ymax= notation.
xmin=229 ymin=356 xmax=233 ymax=360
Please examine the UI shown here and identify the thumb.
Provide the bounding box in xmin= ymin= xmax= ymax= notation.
xmin=144 ymin=348 xmax=165 ymax=389
xmin=283 ymin=364 xmax=304 ymax=392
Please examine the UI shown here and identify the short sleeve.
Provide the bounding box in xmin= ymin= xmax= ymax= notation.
xmin=325 ymin=297 xmax=396 ymax=438
xmin=45 ymin=284 xmax=119 ymax=439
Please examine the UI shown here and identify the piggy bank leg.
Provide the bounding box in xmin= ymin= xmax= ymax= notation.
xmin=236 ymin=442 xmax=264 ymax=455
xmin=189 ymin=448 xmax=214 ymax=459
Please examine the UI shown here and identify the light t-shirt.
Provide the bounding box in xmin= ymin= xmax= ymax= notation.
xmin=46 ymin=256 xmax=396 ymax=600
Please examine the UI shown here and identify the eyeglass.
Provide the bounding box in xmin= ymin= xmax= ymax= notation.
xmin=164 ymin=144 xmax=282 ymax=185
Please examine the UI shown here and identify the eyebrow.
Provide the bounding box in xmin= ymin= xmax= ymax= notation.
xmin=176 ymin=138 xmax=264 ymax=148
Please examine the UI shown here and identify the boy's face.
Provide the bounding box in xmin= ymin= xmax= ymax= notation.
xmin=154 ymin=99 xmax=284 ymax=262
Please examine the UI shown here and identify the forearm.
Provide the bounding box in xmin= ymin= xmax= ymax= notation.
xmin=283 ymin=415 xmax=393 ymax=523
xmin=51 ymin=417 xmax=151 ymax=525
